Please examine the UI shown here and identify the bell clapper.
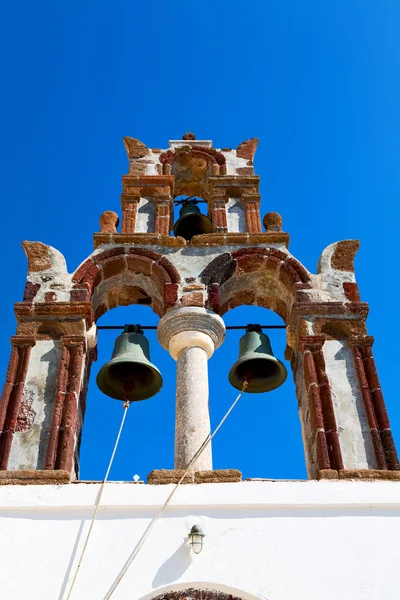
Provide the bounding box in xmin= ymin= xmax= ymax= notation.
xmin=123 ymin=399 xmax=132 ymax=409
xmin=123 ymin=379 xmax=135 ymax=408
xmin=243 ymin=370 xmax=253 ymax=384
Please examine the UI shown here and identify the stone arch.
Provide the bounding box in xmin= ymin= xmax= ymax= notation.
xmin=141 ymin=583 xmax=261 ymax=600
xmin=72 ymin=247 xmax=180 ymax=320
xmin=149 ymin=592 xmax=249 ymax=600
xmin=201 ymin=247 xmax=311 ymax=322
xmin=36 ymin=321 xmax=68 ymax=340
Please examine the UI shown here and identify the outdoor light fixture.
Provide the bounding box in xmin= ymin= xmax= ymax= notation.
xmin=188 ymin=524 xmax=205 ymax=554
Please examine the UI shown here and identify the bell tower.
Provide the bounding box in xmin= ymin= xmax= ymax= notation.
xmin=0 ymin=132 xmax=399 ymax=484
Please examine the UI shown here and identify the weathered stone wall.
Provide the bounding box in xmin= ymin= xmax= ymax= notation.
xmin=323 ymin=339 xmax=377 ymax=469
xmin=8 ymin=340 xmax=60 ymax=470
xmin=0 ymin=133 xmax=398 ymax=482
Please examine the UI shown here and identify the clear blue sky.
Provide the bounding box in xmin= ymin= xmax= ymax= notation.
xmin=0 ymin=1 xmax=399 ymax=480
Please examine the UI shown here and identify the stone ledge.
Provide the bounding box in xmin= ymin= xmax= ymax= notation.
xmin=0 ymin=470 xmax=71 ymax=485
xmin=317 ymin=469 xmax=339 ymax=480
xmin=93 ymin=232 xmax=290 ymax=249
xmin=190 ymin=232 xmax=290 ymax=247
xmin=318 ymin=469 xmax=400 ymax=481
xmin=293 ymin=301 xmax=369 ymax=319
xmin=339 ymin=469 xmax=400 ymax=481
xmin=147 ymin=469 xmax=242 ymax=485
xmin=93 ymin=233 xmax=186 ymax=249
xmin=15 ymin=301 xmax=94 ymax=326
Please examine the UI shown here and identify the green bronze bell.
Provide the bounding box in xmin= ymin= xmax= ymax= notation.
xmin=228 ymin=325 xmax=287 ymax=393
xmin=96 ymin=326 xmax=163 ymax=401
xmin=173 ymin=203 xmax=213 ymax=241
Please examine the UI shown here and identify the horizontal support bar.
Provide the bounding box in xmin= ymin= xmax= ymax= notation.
xmin=97 ymin=325 xmax=286 ymax=331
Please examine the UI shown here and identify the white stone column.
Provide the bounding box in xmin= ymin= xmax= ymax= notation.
xmin=158 ymin=307 xmax=225 ymax=471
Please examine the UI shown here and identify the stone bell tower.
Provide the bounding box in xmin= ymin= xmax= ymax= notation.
xmin=0 ymin=132 xmax=399 ymax=484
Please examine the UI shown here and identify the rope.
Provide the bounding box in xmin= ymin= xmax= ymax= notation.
xmin=105 ymin=381 xmax=248 ymax=599
xmin=65 ymin=400 xmax=131 ymax=600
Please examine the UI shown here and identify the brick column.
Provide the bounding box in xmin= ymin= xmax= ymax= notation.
xmin=154 ymin=193 xmax=172 ymax=235
xmin=242 ymin=194 xmax=262 ymax=233
xmin=45 ymin=336 xmax=86 ymax=476
xmin=211 ymin=196 xmax=228 ymax=233
xmin=0 ymin=336 xmax=35 ymax=469
xmin=350 ymin=337 xmax=399 ymax=470
xmin=301 ymin=337 xmax=344 ymax=472
xmin=121 ymin=193 xmax=140 ymax=233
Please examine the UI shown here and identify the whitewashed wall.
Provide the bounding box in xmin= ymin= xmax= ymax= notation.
xmin=0 ymin=481 xmax=399 ymax=600
xmin=8 ymin=340 xmax=60 ymax=470
xmin=324 ymin=340 xmax=377 ymax=469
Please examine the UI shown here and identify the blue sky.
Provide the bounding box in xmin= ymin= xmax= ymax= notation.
xmin=0 ymin=1 xmax=399 ymax=480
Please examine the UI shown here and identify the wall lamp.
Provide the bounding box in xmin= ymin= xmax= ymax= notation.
xmin=188 ymin=524 xmax=205 ymax=554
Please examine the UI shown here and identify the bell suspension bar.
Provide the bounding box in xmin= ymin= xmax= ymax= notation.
xmin=97 ymin=324 xmax=286 ymax=331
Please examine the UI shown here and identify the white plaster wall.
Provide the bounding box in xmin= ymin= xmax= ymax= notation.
xmin=8 ymin=340 xmax=60 ymax=470
xmin=224 ymin=150 xmax=251 ymax=175
xmin=136 ymin=198 xmax=156 ymax=233
xmin=0 ymin=481 xmax=399 ymax=600
xmin=226 ymin=199 xmax=246 ymax=232
xmin=317 ymin=241 xmax=356 ymax=302
xmin=323 ymin=340 xmax=377 ymax=469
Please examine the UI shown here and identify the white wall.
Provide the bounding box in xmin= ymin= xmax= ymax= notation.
xmin=0 ymin=481 xmax=399 ymax=600
xmin=226 ymin=199 xmax=246 ymax=232
xmin=8 ymin=340 xmax=60 ymax=470
xmin=136 ymin=198 xmax=156 ymax=233
xmin=324 ymin=340 xmax=377 ymax=469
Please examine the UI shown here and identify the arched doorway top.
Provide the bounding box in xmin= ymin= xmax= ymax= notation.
xmin=150 ymin=592 xmax=249 ymax=600
xmin=141 ymin=583 xmax=262 ymax=600
xmin=200 ymin=246 xmax=312 ymax=323
xmin=71 ymin=246 xmax=181 ymax=320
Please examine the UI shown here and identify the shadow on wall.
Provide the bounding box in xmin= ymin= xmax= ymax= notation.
xmin=152 ymin=541 xmax=193 ymax=588
xmin=57 ymin=519 xmax=86 ymax=600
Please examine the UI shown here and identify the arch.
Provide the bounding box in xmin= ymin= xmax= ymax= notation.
xmin=72 ymin=247 xmax=180 ymax=320
xmin=201 ymin=247 xmax=311 ymax=322
xmin=140 ymin=583 xmax=262 ymax=600
xmin=36 ymin=321 xmax=68 ymax=340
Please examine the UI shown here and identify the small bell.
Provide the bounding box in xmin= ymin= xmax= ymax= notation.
xmin=228 ymin=325 xmax=287 ymax=393
xmin=173 ymin=201 xmax=213 ymax=241
xmin=96 ymin=326 xmax=163 ymax=401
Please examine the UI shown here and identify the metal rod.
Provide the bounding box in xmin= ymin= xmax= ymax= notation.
xmin=224 ymin=325 xmax=286 ymax=330
xmin=97 ymin=325 xmax=286 ymax=331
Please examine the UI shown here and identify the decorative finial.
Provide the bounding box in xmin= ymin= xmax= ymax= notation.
xmin=182 ymin=131 xmax=196 ymax=140
xmin=263 ymin=212 xmax=283 ymax=232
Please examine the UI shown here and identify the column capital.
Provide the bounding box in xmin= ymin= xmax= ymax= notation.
xmin=157 ymin=307 xmax=226 ymax=359
xmin=299 ymin=335 xmax=326 ymax=351
xmin=241 ymin=193 xmax=261 ymax=204
xmin=10 ymin=335 xmax=36 ymax=348
xmin=153 ymin=193 xmax=172 ymax=204
xmin=348 ymin=335 xmax=375 ymax=349
xmin=211 ymin=195 xmax=228 ymax=204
